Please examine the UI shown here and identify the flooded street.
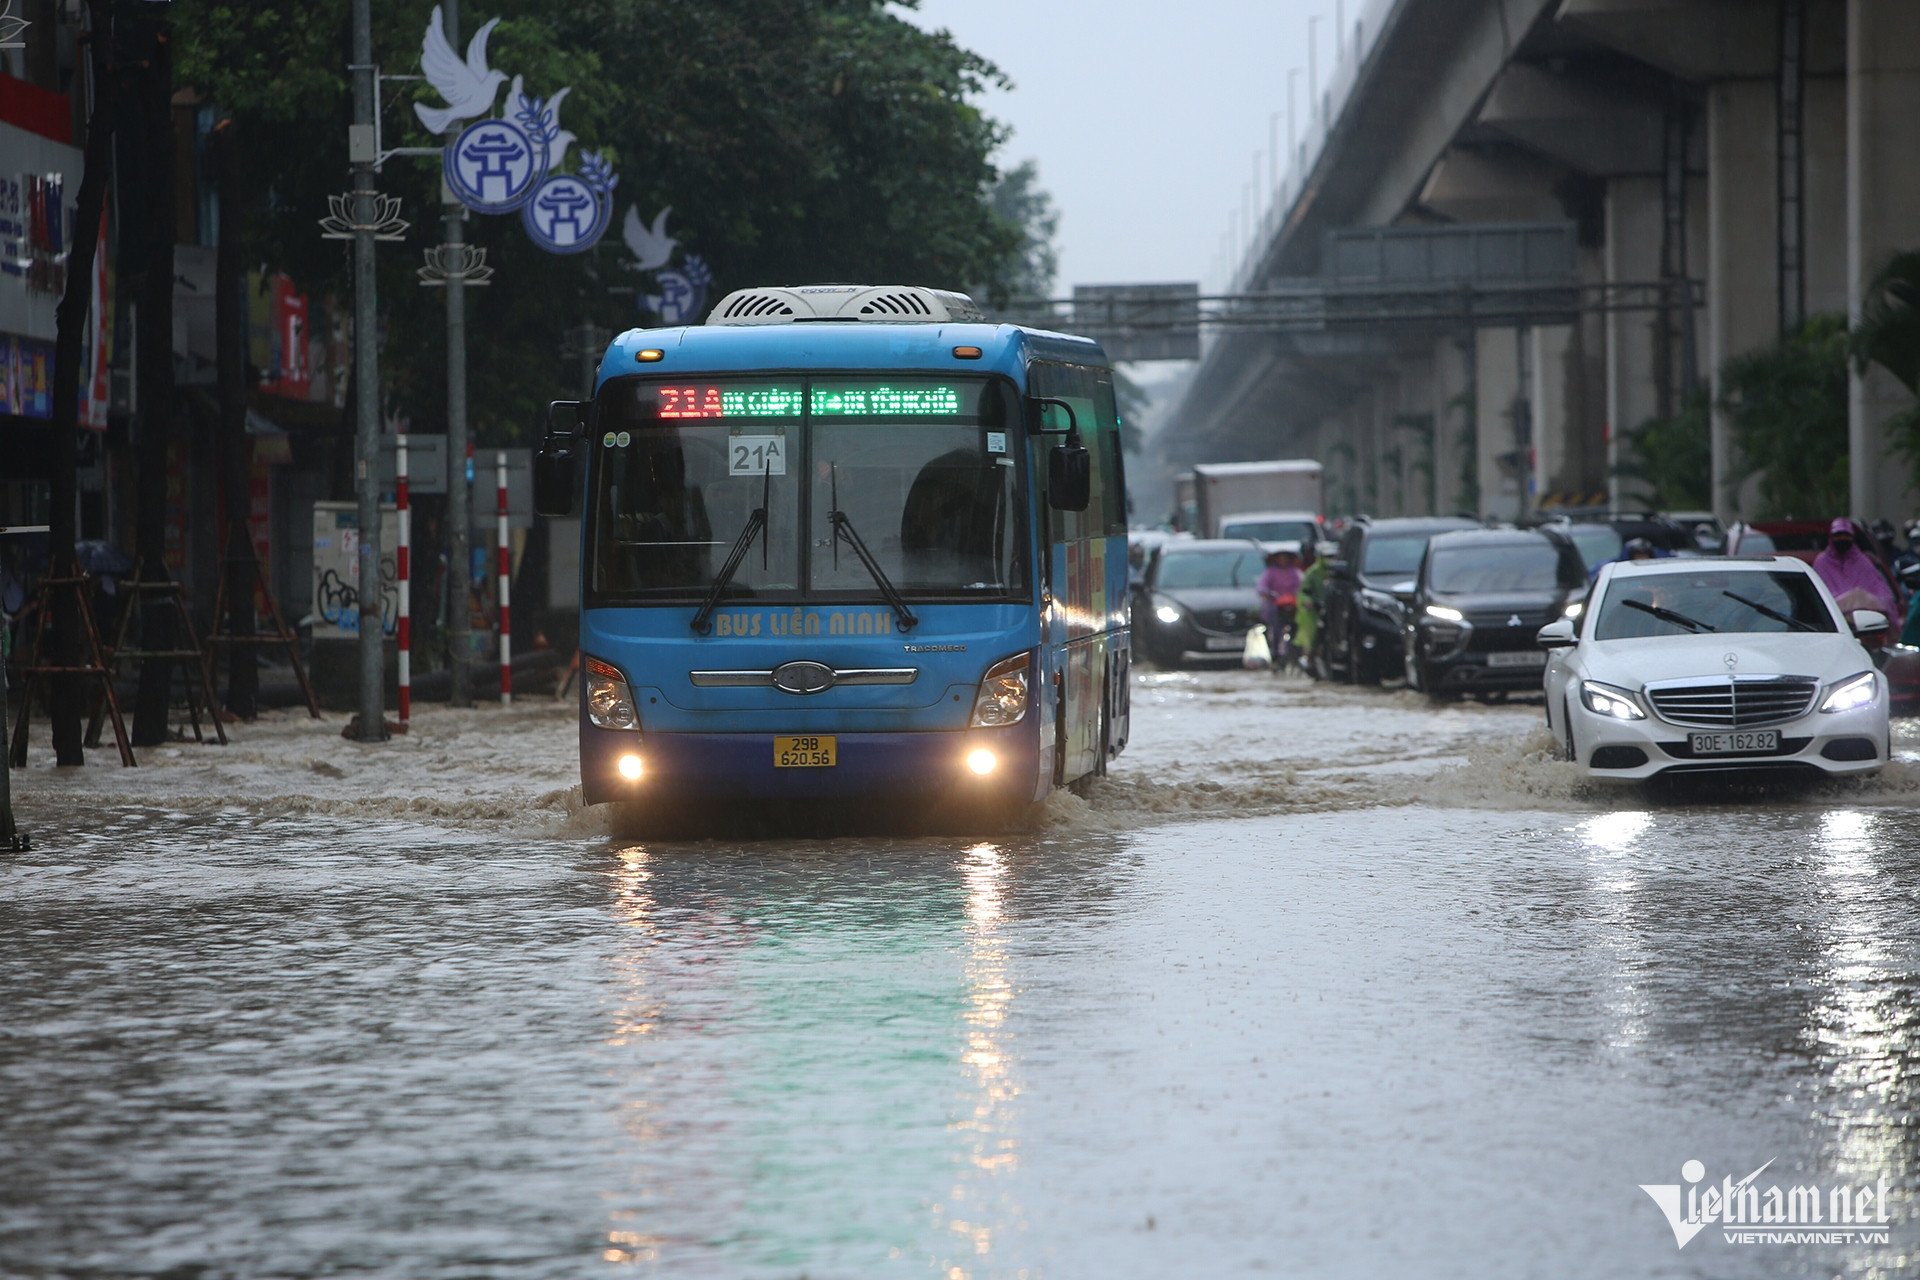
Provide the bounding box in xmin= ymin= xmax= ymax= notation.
xmin=6 ymin=673 xmax=1920 ymax=1277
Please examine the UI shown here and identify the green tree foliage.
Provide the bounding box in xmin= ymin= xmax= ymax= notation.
xmin=1719 ymin=314 xmax=1850 ymax=518
xmin=1615 ymin=389 xmax=1710 ymax=511
xmin=1850 ymin=249 xmax=1920 ymax=489
xmin=171 ymin=0 xmax=1026 ymax=445
xmin=986 ymin=158 xmax=1058 ymax=301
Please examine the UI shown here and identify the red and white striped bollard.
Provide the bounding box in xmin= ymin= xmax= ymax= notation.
xmin=496 ymin=450 xmax=511 ymax=704
xmin=396 ymin=433 xmax=412 ymax=726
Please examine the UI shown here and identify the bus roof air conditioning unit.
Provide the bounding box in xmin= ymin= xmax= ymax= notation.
xmin=706 ymin=284 xmax=984 ymax=326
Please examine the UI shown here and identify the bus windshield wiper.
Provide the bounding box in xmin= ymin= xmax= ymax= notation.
xmin=690 ymin=459 xmax=773 ymax=634
xmin=1620 ymin=597 xmax=1717 ymax=633
xmin=828 ymin=463 xmax=918 ymax=631
xmin=1722 ymin=590 xmax=1817 ymax=632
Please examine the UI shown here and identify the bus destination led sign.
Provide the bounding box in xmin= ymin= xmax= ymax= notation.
xmin=657 ymin=385 xmax=804 ymax=419
xmin=810 ymin=384 xmax=963 ymax=417
xmin=652 ymin=381 xmax=969 ymax=419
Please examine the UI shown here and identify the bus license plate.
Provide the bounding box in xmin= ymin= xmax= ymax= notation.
xmin=1689 ymin=730 xmax=1779 ymax=755
xmin=774 ymin=735 xmax=837 ymax=767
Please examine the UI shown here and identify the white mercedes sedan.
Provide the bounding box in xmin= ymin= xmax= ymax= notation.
xmin=1539 ymin=557 xmax=1892 ymax=782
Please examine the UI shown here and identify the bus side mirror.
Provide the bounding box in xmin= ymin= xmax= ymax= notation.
xmin=547 ymin=400 xmax=587 ymax=438
xmin=534 ymin=439 xmax=578 ymax=517
xmin=1049 ymin=435 xmax=1091 ymax=512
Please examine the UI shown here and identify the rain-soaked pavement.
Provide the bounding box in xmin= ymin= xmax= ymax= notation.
xmin=5 ymin=670 xmax=1920 ymax=1278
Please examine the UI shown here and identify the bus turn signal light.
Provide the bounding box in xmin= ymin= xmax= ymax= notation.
xmin=952 ymin=346 xmax=983 ymax=359
xmin=635 ymin=348 xmax=666 ymax=363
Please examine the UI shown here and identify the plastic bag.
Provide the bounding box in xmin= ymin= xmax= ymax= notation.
xmin=1241 ymin=625 xmax=1271 ymax=670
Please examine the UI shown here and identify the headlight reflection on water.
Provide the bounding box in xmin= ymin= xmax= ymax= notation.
xmin=1811 ymin=811 xmax=1909 ymax=1190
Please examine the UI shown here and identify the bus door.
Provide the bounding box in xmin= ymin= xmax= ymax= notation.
xmin=1031 ymin=365 xmax=1126 ymax=785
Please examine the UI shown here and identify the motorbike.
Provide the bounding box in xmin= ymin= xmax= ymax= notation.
xmin=1263 ymin=593 xmax=1301 ymax=675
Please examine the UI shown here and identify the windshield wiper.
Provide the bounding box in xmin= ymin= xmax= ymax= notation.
xmin=1721 ymin=589 xmax=1817 ymax=632
xmin=690 ymin=459 xmax=772 ymax=634
xmin=1620 ymin=597 xmax=1717 ymax=633
xmin=828 ymin=463 xmax=918 ymax=631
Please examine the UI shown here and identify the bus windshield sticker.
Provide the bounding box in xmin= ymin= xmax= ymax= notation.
xmin=728 ymin=435 xmax=787 ymax=477
xmin=986 ymin=431 xmax=1007 ymax=454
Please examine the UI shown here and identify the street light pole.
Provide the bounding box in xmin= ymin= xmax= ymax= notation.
xmin=443 ymin=0 xmax=472 ymax=708
xmin=351 ymin=0 xmax=386 ymax=740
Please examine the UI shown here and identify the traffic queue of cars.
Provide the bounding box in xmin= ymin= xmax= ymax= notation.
xmin=1129 ymin=510 xmax=1906 ymax=785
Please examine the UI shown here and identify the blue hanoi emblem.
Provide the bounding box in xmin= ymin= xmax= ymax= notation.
xmin=445 ymin=117 xmax=545 ymax=214
xmin=645 ymin=254 xmax=713 ymax=325
xmin=523 ymin=174 xmax=605 ymax=253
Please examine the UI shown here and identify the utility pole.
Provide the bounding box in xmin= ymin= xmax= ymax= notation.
xmin=444 ymin=0 xmax=473 ymax=708
xmin=351 ymin=0 xmax=385 ymax=740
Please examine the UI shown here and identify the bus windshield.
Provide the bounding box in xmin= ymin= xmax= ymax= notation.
xmin=587 ymin=375 xmax=1026 ymax=603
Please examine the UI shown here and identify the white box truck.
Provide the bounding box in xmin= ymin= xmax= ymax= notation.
xmin=1192 ymin=460 xmax=1325 ymax=543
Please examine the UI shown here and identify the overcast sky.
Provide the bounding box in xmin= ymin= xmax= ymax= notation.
xmin=903 ymin=0 xmax=1343 ymax=295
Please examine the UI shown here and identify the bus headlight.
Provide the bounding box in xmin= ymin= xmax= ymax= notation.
xmin=969 ymin=651 xmax=1032 ymax=727
xmin=585 ymin=656 xmax=641 ymax=730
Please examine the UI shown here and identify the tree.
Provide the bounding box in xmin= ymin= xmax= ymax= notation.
xmin=1615 ymin=390 xmax=1711 ymax=512
xmin=1720 ymin=314 xmax=1850 ymax=518
xmin=43 ymin=0 xmax=123 ymax=765
xmin=171 ymin=0 xmax=1027 ymax=447
xmin=1850 ymin=249 xmax=1920 ymax=490
xmin=986 ymin=159 xmax=1058 ymax=302
xmin=128 ymin=6 xmax=179 ymax=746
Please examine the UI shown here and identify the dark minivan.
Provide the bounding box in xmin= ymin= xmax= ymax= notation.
xmin=1402 ymin=528 xmax=1587 ymax=697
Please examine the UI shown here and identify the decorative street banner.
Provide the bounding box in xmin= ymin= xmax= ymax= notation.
xmin=622 ymin=205 xmax=712 ymax=325
xmin=416 ymin=6 xmax=617 ymax=254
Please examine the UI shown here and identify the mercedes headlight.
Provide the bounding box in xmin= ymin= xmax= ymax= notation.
xmin=1154 ymin=603 xmax=1182 ymax=625
xmin=585 ymin=657 xmax=641 ymax=730
xmin=969 ymin=651 xmax=1032 ymax=727
xmin=1562 ymin=600 xmax=1585 ymax=619
xmin=1578 ymin=678 xmax=1645 ymax=721
xmin=1820 ymin=671 xmax=1878 ymax=713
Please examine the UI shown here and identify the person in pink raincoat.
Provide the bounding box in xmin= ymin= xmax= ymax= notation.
xmin=1256 ymin=544 xmax=1305 ymax=667
xmin=1812 ymin=517 xmax=1896 ymax=616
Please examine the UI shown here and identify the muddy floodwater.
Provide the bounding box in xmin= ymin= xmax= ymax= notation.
xmin=5 ymin=673 xmax=1920 ymax=1278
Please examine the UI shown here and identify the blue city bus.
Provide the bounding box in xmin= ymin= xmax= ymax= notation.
xmin=534 ymin=284 xmax=1131 ymax=813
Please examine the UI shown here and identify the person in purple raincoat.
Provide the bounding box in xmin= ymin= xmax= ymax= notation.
xmin=1812 ymin=517 xmax=1896 ymax=616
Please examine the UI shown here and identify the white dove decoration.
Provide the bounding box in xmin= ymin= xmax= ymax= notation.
xmin=415 ymin=6 xmax=506 ymax=136
xmin=622 ymin=206 xmax=678 ymax=272
xmin=508 ymin=77 xmax=576 ymax=171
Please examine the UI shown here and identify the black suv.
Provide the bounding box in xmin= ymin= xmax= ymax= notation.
xmin=1401 ymin=528 xmax=1587 ymax=698
xmin=1320 ymin=516 xmax=1480 ymax=684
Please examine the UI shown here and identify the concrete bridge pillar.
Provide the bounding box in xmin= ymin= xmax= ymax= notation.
xmin=1475 ymin=327 xmax=1524 ymax=521
xmin=1529 ymin=324 xmax=1579 ymax=506
xmin=1393 ymin=352 xmax=1437 ymax=516
xmin=1432 ymin=334 xmax=1474 ymax=516
xmin=1848 ymin=0 xmax=1920 ymax=522
xmin=1606 ymin=176 xmax=1666 ymax=510
xmin=1707 ymin=78 xmax=1778 ymax=520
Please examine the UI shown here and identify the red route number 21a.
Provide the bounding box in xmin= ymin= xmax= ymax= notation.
xmin=658 ymin=386 xmax=725 ymax=419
